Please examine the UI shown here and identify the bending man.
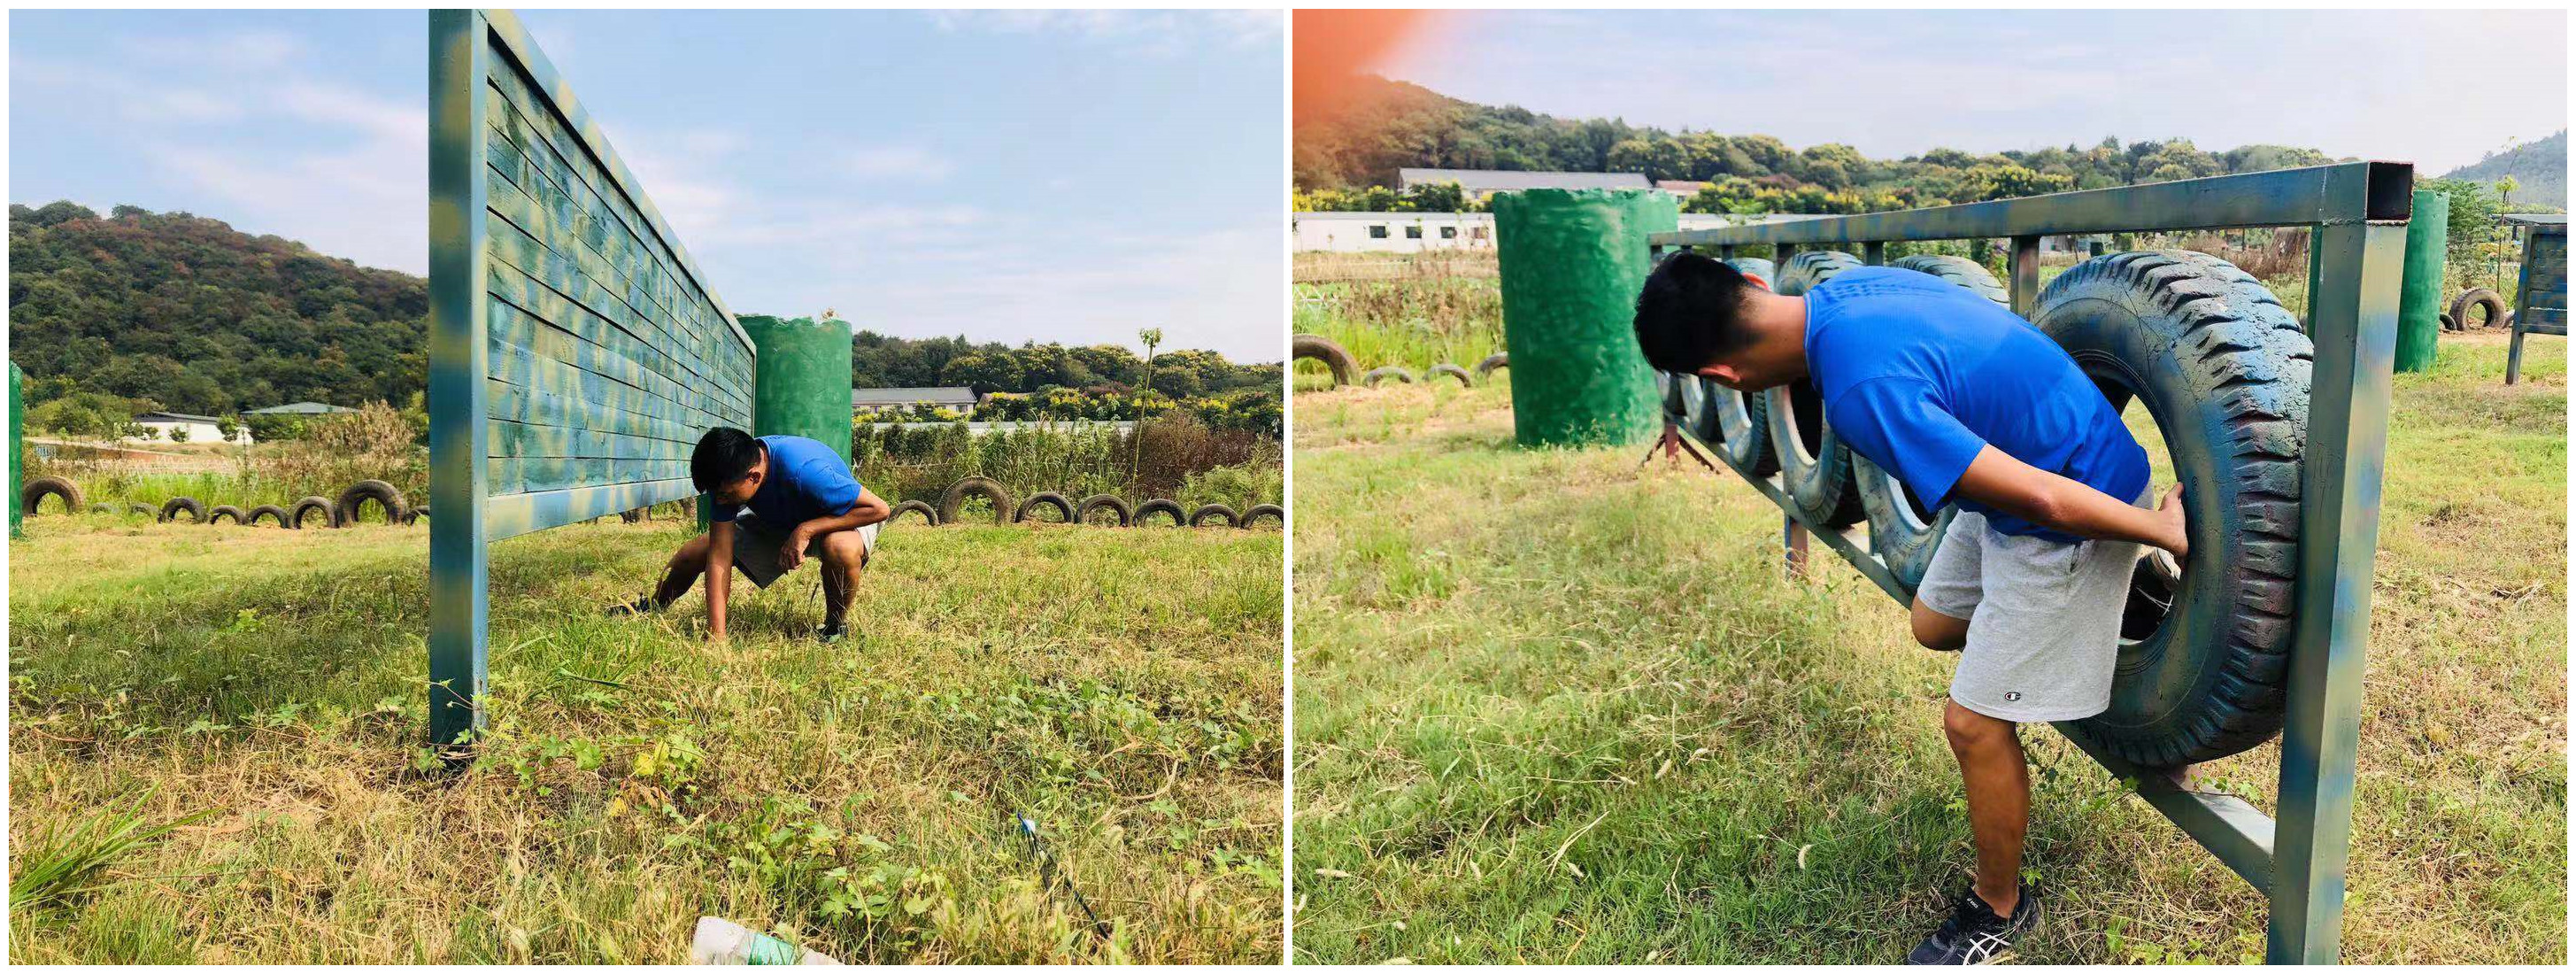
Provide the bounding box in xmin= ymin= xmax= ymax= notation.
xmin=613 ymin=427 xmax=891 ymax=644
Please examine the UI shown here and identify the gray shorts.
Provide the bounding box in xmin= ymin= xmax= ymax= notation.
xmin=1917 ymin=489 xmax=2150 ymax=723
xmin=725 ymin=512 xmax=876 ymax=589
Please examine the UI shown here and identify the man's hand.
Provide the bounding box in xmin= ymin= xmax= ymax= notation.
xmin=782 ymin=527 xmax=813 ymax=572
xmin=2153 ymin=483 xmax=2187 ymax=559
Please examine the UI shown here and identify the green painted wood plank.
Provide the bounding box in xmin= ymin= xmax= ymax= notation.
xmin=482 ymin=477 xmax=696 ymax=539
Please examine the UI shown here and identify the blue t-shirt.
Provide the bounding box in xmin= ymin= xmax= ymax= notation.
xmin=1805 ymin=266 xmax=2147 ymax=542
xmin=711 ymin=435 xmax=864 ymax=528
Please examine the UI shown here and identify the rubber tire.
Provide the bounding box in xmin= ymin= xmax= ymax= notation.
xmin=1188 ymin=503 xmax=1238 ymax=527
xmin=938 ymin=476 xmax=1014 ymax=526
xmin=1765 ymin=250 xmax=1869 ymax=528
xmin=1425 ymin=363 xmax=1474 ymax=387
xmin=247 ymin=504 xmax=289 ymax=528
xmin=2449 ymin=287 xmax=2507 ymax=331
xmin=1294 ymin=334 xmax=1359 ymax=387
xmin=1240 ymin=503 xmax=1284 ymax=529
xmin=403 ymin=506 xmax=429 ymax=526
xmin=207 ymin=505 xmax=246 ymax=526
xmin=289 ymin=495 xmax=337 ymax=530
xmin=89 ymin=503 xmax=111 ymax=514
xmin=19 ymin=475 xmax=84 ymax=516
xmin=2034 ymin=250 xmax=2310 ymax=769
xmin=1890 ymin=253 xmax=2010 ymax=304
xmin=2440 ymin=312 xmax=2458 ymax=333
xmin=890 ymin=499 xmax=940 ymax=526
xmin=1134 ymin=499 xmax=1185 ymax=527
xmin=1856 ymin=256 xmax=1998 ymax=586
xmin=1473 ymin=352 xmax=1508 ymax=378
xmin=127 ymin=502 xmax=158 ymax=520
xmin=1074 ymin=494 xmax=1132 ymax=527
xmin=1659 ymin=372 xmax=1690 ymax=421
xmin=1014 ymin=491 xmax=1076 ymax=523
xmin=1361 ymin=366 xmax=1415 ymax=387
xmin=620 ymin=508 xmax=646 ymax=524
xmin=161 ymin=497 xmax=204 ymax=523
xmin=335 ymin=480 xmax=408 ymax=525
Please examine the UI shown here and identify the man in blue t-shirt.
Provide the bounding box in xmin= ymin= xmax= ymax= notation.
xmin=1633 ymin=253 xmax=2187 ymax=964
xmin=611 ymin=427 xmax=891 ymax=644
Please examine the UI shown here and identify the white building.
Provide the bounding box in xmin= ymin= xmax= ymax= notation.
xmin=127 ymin=411 xmax=252 ymax=445
xmin=1292 ymin=212 xmax=1821 ymax=254
xmin=1398 ymin=168 xmax=1654 ymax=198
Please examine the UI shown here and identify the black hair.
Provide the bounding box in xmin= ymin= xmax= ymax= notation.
xmin=690 ymin=427 xmax=763 ymax=492
xmin=1632 ymin=251 xmax=1758 ymax=375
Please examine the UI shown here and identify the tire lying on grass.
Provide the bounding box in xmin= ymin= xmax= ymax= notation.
xmin=1766 ymin=250 xmax=1869 ymax=527
xmin=1361 ymin=366 xmax=1415 ymax=388
xmin=127 ymin=501 xmax=158 ymax=519
xmin=1293 ymin=334 xmax=1359 ymax=388
xmin=1133 ymin=499 xmax=1186 ymax=527
xmin=335 ymin=479 xmax=408 ymax=525
xmin=1472 ymin=352 xmax=1508 ymax=378
xmin=889 ymin=499 xmax=939 ymax=526
xmin=247 ymin=504 xmax=289 ymax=528
xmin=1240 ymin=503 xmax=1284 ymax=529
xmin=161 ymin=497 xmax=205 ymax=523
xmin=1855 ymin=255 xmax=1999 ymax=587
xmin=1189 ymin=503 xmax=1238 ymax=527
xmin=938 ymin=476 xmax=1014 ymax=526
xmin=89 ymin=503 xmax=112 ymax=514
xmin=1014 ymin=491 xmax=1075 ymax=523
xmin=2450 ymin=287 xmax=2508 ymax=331
xmin=403 ymin=505 xmax=429 ymax=526
xmin=289 ymin=495 xmax=337 ymax=530
xmin=208 ymin=505 xmax=247 ymax=525
xmin=1074 ymin=494 xmax=1131 ymax=527
xmin=2033 ymin=250 xmax=2310 ymax=769
xmin=19 ymin=475 xmax=84 ymax=516
xmin=1425 ymin=362 xmax=1474 ymax=387
xmin=1706 ymin=257 xmax=1780 ymax=475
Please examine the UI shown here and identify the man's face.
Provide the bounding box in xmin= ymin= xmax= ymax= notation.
xmin=712 ymin=470 xmax=763 ymax=506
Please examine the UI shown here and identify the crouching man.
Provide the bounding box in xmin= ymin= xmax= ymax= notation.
xmin=612 ymin=427 xmax=891 ymax=644
xmin=1632 ymin=253 xmax=2187 ymax=964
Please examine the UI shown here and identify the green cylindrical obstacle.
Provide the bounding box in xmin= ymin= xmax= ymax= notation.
xmin=2395 ymin=188 xmax=2450 ymax=373
xmin=10 ymin=361 xmax=22 ymax=539
xmin=1492 ymin=188 xmax=1677 ymax=447
xmin=741 ymin=314 xmax=857 ymax=468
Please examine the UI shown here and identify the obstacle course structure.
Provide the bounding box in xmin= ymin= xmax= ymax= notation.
xmin=2503 ymin=213 xmax=2567 ymax=385
xmin=428 ymin=9 xmax=758 ymax=749
xmin=1501 ymin=162 xmax=2410 ymax=962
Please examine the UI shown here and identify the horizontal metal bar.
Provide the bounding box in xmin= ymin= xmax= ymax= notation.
xmin=1652 ymin=161 xmax=2412 ymax=248
xmin=1676 ymin=421 xmax=2280 ymax=888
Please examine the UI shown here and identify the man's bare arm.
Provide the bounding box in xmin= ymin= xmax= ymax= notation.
xmin=1949 ymin=444 xmax=2187 ymax=556
xmin=706 ymin=520 xmax=735 ymax=640
xmin=782 ymin=487 xmax=892 ymax=572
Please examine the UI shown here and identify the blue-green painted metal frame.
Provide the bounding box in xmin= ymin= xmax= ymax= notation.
xmin=1650 ymin=161 xmax=2412 ymax=963
xmin=2505 ymin=218 xmax=2566 ymax=384
xmin=428 ymin=9 xmax=754 ymax=749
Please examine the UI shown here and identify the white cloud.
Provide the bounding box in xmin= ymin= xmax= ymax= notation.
xmin=924 ymin=8 xmax=1278 ymax=56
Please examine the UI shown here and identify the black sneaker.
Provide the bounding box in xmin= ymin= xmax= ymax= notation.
xmin=605 ymin=595 xmax=662 ymax=618
xmin=814 ymin=622 xmax=847 ymax=645
xmin=1905 ymin=884 xmax=2038 ymax=964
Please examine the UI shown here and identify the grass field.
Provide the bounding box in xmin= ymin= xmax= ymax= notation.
xmin=9 ymin=515 xmax=1282 ymax=962
xmin=1291 ymin=331 xmax=2564 ymax=963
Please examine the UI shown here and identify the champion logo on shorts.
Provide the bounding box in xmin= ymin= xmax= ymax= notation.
xmin=2004 ymin=691 xmax=2022 ymax=702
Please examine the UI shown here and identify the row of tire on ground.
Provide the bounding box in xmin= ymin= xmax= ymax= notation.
xmin=2442 ymin=286 xmax=2512 ymax=332
xmin=1659 ymin=247 xmax=2310 ymax=771
xmin=17 ymin=473 xmax=1283 ymax=532
xmin=885 ymin=475 xmax=1282 ymax=529
xmin=1291 ymin=335 xmax=1507 ymax=390
xmin=17 ymin=476 xmax=420 ymax=529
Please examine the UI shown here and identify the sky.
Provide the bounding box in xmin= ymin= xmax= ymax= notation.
xmin=1372 ymin=9 xmax=2566 ymax=176
xmin=9 ymin=10 xmax=1285 ymax=361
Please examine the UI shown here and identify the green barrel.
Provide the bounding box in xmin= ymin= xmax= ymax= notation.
xmin=2395 ymin=188 xmax=2449 ymax=374
xmin=739 ymin=314 xmax=856 ymax=468
xmin=1492 ymin=188 xmax=1677 ymax=447
xmin=9 ymin=361 xmax=21 ymax=538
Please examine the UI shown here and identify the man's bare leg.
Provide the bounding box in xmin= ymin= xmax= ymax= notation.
xmin=1942 ymin=698 xmax=2028 ymax=916
xmin=818 ymin=530 xmax=868 ymax=630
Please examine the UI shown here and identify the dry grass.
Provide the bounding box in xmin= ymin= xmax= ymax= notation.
xmin=10 ymin=515 xmax=1282 ymax=962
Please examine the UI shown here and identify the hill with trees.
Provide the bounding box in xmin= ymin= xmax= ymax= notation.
xmin=1295 ymin=74 xmax=2353 ymax=214
xmin=9 ymin=203 xmax=1278 ymax=434
xmin=2439 ymin=130 xmax=2566 ymax=209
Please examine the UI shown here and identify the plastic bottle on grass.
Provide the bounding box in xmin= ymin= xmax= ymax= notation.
xmin=690 ymin=917 xmax=840 ymax=965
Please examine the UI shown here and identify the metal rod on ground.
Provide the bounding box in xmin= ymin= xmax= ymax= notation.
xmin=1014 ymin=814 xmax=1110 ymax=941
